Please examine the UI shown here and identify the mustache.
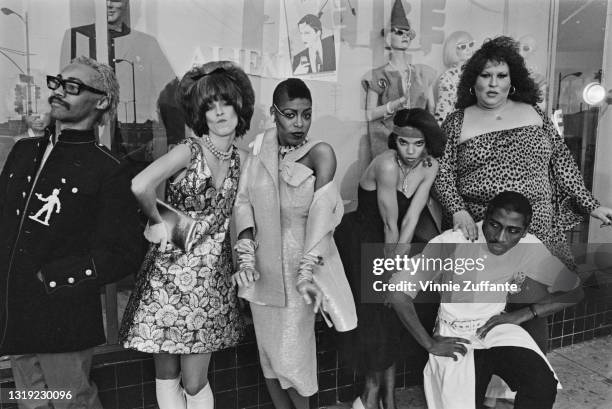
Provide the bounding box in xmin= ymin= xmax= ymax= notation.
xmin=48 ymin=96 xmax=70 ymax=109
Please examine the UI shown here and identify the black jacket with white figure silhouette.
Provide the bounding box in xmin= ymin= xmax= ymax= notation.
xmin=0 ymin=127 xmax=144 ymax=354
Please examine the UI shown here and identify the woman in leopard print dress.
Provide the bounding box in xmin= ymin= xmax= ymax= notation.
xmin=433 ymin=37 xmax=612 ymax=373
xmin=434 ymin=36 xmax=612 ymax=268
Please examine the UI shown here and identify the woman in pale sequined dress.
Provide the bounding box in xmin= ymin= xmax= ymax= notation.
xmin=233 ymin=78 xmax=344 ymax=409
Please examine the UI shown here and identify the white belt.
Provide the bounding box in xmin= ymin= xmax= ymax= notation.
xmin=438 ymin=316 xmax=487 ymax=331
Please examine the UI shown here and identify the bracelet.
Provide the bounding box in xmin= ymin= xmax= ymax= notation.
xmin=529 ymin=304 xmax=538 ymax=319
xmin=296 ymin=253 xmax=321 ymax=285
xmin=385 ymin=102 xmax=394 ymax=115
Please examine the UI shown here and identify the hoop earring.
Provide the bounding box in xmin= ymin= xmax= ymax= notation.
xmin=469 ymin=87 xmax=475 ymax=96
xmin=510 ymin=85 xmax=516 ymax=95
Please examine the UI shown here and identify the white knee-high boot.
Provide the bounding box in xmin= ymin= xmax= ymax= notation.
xmin=185 ymin=381 xmax=214 ymax=409
xmin=156 ymin=377 xmax=186 ymax=409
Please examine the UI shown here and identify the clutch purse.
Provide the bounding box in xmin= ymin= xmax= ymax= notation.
xmin=155 ymin=199 xmax=197 ymax=252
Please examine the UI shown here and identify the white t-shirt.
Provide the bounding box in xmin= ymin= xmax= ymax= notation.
xmin=390 ymin=221 xmax=580 ymax=320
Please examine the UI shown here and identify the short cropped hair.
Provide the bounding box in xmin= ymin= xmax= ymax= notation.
xmin=71 ymin=56 xmax=119 ymax=125
xmin=272 ymin=78 xmax=312 ymax=105
xmin=485 ymin=191 xmax=533 ymax=228
xmin=456 ymin=36 xmax=540 ymax=109
xmin=298 ymin=14 xmax=322 ymax=33
xmin=177 ymin=61 xmax=255 ymax=137
xmin=387 ymin=108 xmax=445 ymax=157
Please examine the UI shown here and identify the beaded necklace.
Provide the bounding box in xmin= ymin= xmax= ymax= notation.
xmin=202 ymin=134 xmax=232 ymax=161
xmin=279 ymin=139 xmax=309 ymax=159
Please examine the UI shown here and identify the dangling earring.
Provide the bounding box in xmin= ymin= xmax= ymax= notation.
xmin=469 ymin=87 xmax=475 ymax=96
xmin=510 ymin=85 xmax=516 ymax=95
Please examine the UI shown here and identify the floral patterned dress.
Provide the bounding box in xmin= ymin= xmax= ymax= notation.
xmin=120 ymin=136 xmax=244 ymax=354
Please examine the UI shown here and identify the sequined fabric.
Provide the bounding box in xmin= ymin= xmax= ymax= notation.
xmin=249 ymin=143 xmax=318 ymax=396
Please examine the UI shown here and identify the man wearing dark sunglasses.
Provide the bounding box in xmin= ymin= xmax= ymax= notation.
xmin=0 ymin=56 xmax=144 ymax=408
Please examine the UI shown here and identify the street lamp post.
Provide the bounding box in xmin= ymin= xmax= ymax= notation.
xmin=2 ymin=8 xmax=31 ymax=115
xmin=114 ymin=58 xmax=136 ymax=123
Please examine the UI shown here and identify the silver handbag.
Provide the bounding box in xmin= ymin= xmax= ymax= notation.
xmin=156 ymin=199 xmax=197 ymax=252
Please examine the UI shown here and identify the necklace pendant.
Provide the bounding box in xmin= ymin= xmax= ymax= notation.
xmin=496 ymin=114 xmax=502 ymax=120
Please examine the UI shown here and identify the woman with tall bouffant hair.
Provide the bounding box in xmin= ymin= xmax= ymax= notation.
xmin=120 ymin=61 xmax=255 ymax=409
xmin=335 ymin=108 xmax=444 ymax=409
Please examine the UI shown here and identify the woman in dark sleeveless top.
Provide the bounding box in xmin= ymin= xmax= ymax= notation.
xmin=335 ymin=109 xmax=445 ymax=409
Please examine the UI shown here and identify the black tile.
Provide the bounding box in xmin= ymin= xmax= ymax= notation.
xmin=561 ymin=335 xmax=573 ymax=347
xmin=549 ymin=322 xmax=561 ymax=338
xmin=318 ymin=389 xmax=337 ymax=406
xmin=583 ymin=330 xmax=595 ymax=341
xmin=337 ymin=385 xmax=354 ymax=403
xmin=574 ymin=301 xmax=587 ymax=317
xmin=572 ymin=332 xmax=585 ymax=344
xmin=117 ymin=384 xmax=143 ymax=409
xmin=258 ymin=382 xmax=271 ymax=404
xmin=317 ymin=350 xmax=337 ymax=371
xmin=142 ymin=359 xmax=156 ymax=382
xmin=595 ymin=313 xmax=605 ymax=328
xmin=551 ymin=311 xmax=564 ymax=323
xmin=308 ymin=393 xmax=318 ymax=409
xmin=237 ymin=343 xmax=259 ymax=367
xmin=563 ymin=306 xmax=575 ymax=320
xmin=215 ymin=348 xmax=237 ymax=370
xmin=237 ymin=385 xmax=258 ymax=408
xmin=91 ymin=365 xmax=116 ymax=391
xmin=258 ymin=403 xmax=275 ymax=409
xmin=395 ymin=373 xmax=405 ymax=388
xmin=98 ymin=389 xmax=118 ymax=409
xmin=405 ymin=370 xmax=423 ymax=387
xmin=574 ymin=318 xmax=585 ymax=333
xmin=586 ymin=301 xmax=597 ymax=314
xmin=585 ymin=316 xmax=596 ymax=331
xmin=562 ymin=320 xmax=574 ymax=335
xmin=215 ymin=390 xmax=236 ymax=409
xmin=318 ymin=329 xmax=336 ymax=352
xmin=116 ymin=361 xmax=142 ymax=387
xmin=319 ymin=369 xmax=336 ymax=390
xmin=143 ymin=381 xmax=157 ymax=407
xmin=337 ymin=367 xmax=355 ymax=387
xmin=214 ymin=368 xmax=236 ymax=392
xmin=550 ymin=338 xmax=561 ymax=350
xmin=354 ymin=382 xmax=365 ymax=397
xmin=237 ymin=364 xmax=259 ymax=388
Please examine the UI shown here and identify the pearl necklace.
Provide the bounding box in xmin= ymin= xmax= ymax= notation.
xmin=396 ymin=155 xmax=421 ymax=195
xmin=279 ymin=139 xmax=309 ymax=158
xmin=203 ymin=134 xmax=232 ymax=161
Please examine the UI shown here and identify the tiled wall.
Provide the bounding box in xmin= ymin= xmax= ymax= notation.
xmin=547 ymin=279 xmax=612 ymax=350
xmin=1 ymin=284 xmax=610 ymax=409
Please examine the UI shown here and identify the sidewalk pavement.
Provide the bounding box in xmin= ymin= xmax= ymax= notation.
xmin=325 ymin=334 xmax=612 ymax=409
